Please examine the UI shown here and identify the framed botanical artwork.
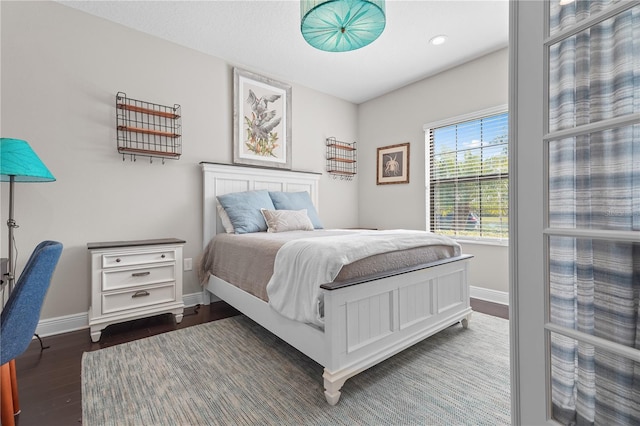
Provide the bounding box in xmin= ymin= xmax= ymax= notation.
xmin=377 ymin=142 xmax=410 ymax=185
xmin=233 ymin=68 xmax=292 ymax=169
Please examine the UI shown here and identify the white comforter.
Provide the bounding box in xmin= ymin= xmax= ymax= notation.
xmin=265 ymin=229 xmax=461 ymax=327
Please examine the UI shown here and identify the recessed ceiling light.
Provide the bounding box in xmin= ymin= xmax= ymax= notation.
xmin=559 ymin=0 xmax=575 ymax=5
xmin=429 ymin=35 xmax=447 ymax=46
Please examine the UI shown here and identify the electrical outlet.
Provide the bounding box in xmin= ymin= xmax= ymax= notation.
xmin=183 ymin=258 xmax=193 ymax=271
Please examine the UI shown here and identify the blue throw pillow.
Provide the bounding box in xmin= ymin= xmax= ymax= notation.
xmin=217 ymin=190 xmax=275 ymax=234
xmin=268 ymin=191 xmax=323 ymax=229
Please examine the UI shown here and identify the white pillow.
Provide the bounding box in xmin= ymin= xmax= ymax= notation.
xmin=260 ymin=209 xmax=314 ymax=233
xmin=216 ymin=202 xmax=235 ymax=234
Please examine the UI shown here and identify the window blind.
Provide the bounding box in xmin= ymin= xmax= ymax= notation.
xmin=428 ymin=111 xmax=508 ymax=240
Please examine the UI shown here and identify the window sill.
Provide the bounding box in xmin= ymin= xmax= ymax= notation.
xmin=453 ymin=238 xmax=508 ymax=247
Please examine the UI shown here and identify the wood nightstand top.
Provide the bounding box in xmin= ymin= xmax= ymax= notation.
xmin=87 ymin=238 xmax=186 ymax=250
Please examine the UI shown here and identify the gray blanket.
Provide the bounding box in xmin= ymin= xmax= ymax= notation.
xmin=198 ymin=230 xmax=460 ymax=302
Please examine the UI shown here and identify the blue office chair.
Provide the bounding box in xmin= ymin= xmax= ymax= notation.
xmin=1 ymin=241 xmax=62 ymax=426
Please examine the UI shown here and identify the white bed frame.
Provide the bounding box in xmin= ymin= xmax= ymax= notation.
xmin=201 ymin=162 xmax=473 ymax=405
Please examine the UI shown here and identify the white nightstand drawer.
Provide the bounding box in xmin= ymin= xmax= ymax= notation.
xmin=102 ymin=283 xmax=176 ymax=314
xmin=102 ymin=264 xmax=175 ymax=291
xmin=102 ymin=250 xmax=176 ymax=268
xmin=88 ymin=238 xmax=185 ymax=342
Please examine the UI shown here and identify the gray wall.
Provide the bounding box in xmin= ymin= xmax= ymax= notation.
xmin=0 ymin=1 xmax=359 ymax=320
xmin=357 ymin=49 xmax=509 ymax=293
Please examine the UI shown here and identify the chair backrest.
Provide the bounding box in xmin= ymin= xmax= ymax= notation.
xmin=1 ymin=241 xmax=63 ymax=365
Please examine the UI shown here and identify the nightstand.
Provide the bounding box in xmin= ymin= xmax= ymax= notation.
xmin=87 ymin=238 xmax=185 ymax=342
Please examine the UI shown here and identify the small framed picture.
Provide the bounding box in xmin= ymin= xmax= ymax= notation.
xmin=377 ymin=143 xmax=410 ymax=185
xmin=233 ymin=68 xmax=292 ymax=169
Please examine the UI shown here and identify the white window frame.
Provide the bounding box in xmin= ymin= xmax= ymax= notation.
xmin=424 ymin=104 xmax=509 ymax=245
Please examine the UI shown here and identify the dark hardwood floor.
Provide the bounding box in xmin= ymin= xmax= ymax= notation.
xmin=470 ymin=297 xmax=509 ymax=320
xmin=12 ymin=299 xmax=507 ymax=426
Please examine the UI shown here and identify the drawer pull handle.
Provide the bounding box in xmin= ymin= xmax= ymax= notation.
xmin=116 ymin=258 xmax=121 ymax=263
xmin=132 ymin=290 xmax=150 ymax=298
xmin=161 ymin=254 xmax=166 ymax=259
xmin=131 ymin=271 xmax=151 ymax=277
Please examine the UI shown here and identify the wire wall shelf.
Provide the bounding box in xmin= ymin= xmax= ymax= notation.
xmin=326 ymin=137 xmax=356 ymax=181
xmin=116 ymin=92 xmax=182 ymax=163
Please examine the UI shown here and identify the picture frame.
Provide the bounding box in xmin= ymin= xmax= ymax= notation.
xmin=233 ymin=68 xmax=292 ymax=169
xmin=377 ymin=142 xmax=410 ymax=185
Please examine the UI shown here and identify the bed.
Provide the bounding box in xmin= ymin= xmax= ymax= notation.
xmin=199 ymin=162 xmax=473 ymax=405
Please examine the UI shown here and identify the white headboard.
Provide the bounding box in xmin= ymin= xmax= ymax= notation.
xmin=201 ymin=163 xmax=321 ymax=247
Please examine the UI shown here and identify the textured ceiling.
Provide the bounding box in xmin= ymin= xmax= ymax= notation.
xmin=58 ymin=0 xmax=509 ymax=104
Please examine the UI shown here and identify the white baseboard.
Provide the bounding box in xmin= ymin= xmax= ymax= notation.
xmin=35 ymin=312 xmax=89 ymax=338
xmin=470 ymin=286 xmax=509 ymax=306
xmin=35 ymin=292 xmax=206 ymax=338
xmin=182 ymin=291 xmax=204 ymax=308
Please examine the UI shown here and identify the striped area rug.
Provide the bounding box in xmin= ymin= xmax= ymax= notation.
xmin=82 ymin=312 xmax=510 ymax=425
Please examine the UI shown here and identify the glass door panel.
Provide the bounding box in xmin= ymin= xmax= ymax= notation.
xmin=549 ymin=0 xmax=623 ymax=36
xmin=549 ymin=236 xmax=639 ymax=345
xmin=548 ymin=4 xmax=640 ymax=133
xmin=548 ymin=125 xmax=640 ymax=231
xmin=550 ymin=332 xmax=640 ymax=425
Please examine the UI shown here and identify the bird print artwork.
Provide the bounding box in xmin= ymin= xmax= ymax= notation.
xmin=244 ymin=89 xmax=282 ymax=157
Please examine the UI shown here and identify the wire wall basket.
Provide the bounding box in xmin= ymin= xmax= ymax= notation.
xmin=116 ymin=92 xmax=182 ymax=163
xmin=326 ymin=137 xmax=356 ymax=181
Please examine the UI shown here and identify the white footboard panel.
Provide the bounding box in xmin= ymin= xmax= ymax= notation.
xmin=323 ymin=258 xmax=471 ymax=376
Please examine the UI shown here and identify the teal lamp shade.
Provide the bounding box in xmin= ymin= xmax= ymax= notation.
xmin=0 ymin=138 xmax=55 ymax=182
xmin=301 ymin=0 xmax=385 ymax=52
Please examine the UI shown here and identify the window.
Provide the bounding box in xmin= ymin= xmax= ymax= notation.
xmin=426 ymin=108 xmax=508 ymax=241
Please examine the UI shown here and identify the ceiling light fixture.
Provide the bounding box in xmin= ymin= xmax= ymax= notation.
xmin=429 ymin=35 xmax=448 ymax=46
xmin=300 ymin=0 xmax=386 ymax=52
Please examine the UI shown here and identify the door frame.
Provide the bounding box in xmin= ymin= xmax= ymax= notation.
xmin=509 ymin=0 xmax=550 ymax=424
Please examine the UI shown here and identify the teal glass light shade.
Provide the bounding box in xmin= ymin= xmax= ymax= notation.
xmin=0 ymin=138 xmax=55 ymax=182
xmin=301 ymin=0 xmax=385 ymax=52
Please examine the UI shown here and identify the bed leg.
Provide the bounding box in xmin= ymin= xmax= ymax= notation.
xmin=322 ymin=370 xmax=347 ymax=406
xmin=461 ymin=313 xmax=472 ymax=329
